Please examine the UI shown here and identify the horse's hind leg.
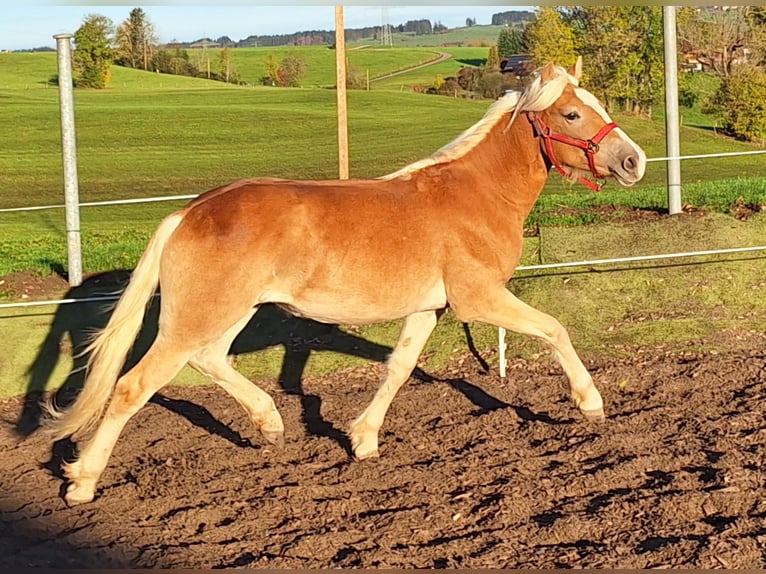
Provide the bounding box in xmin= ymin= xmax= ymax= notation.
xmin=63 ymin=340 xmax=192 ymax=506
xmin=188 ymin=308 xmax=284 ymax=446
xmin=349 ymin=310 xmax=438 ymax=460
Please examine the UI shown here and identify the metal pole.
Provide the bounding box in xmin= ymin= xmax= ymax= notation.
xmin=663 ymin=6 xmax=682 ymax=215
xmin=54 ymin=33 xmax=83 ymax=286
xmin=498 ymin=327 xmax=507 ymax=377
xmin=335 ymin=6 xmax=349 ymax=180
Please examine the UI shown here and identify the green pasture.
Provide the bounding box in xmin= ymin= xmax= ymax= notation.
xmin=1 ymin=52 xmax=763 ymax=213
xmin=372 ymin=46 xmax=490 ymax=90
xmin=1 ymin=50 xmax=766 ymax=402
xmin=0 ymin=46 xmax=446 ymax=89
xmin=194 ymin=45 xmax=443 ymax=87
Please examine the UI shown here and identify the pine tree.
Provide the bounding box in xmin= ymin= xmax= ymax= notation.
xmin=497 ymin=27 xmax=528 ymax=59
xmin=115 ymin=8 xmax=157 ymax=70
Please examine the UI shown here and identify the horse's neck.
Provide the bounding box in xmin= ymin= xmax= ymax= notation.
xmin=430 ymin=114 xmax=543 ymax=220
xmin=471 ymin=113 xmax=548 ymax=215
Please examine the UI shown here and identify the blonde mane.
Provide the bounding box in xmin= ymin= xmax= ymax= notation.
xmin=380 ymin=64 xmax=578 ymax=181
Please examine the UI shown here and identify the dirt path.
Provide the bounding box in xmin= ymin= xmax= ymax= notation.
xmin=1 ymin=331 xmax=765 ymax=568
xmin=368 ymin=50 xmax=452 ymax=83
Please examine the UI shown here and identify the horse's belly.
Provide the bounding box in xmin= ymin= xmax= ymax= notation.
xmin=265 ymin=280 xmax=448 ymax=324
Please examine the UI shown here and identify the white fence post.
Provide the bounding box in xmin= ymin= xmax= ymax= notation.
xmin=663 ymin=6 xmax=682 ymax=215
xmin=54 ymin=33 xmax=83 ymax=287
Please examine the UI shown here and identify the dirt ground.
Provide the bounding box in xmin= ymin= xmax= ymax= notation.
xmin=1 ymin=317 xmax=765 ymax=568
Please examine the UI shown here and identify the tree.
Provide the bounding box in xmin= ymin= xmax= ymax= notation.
xmin=115 ymin=7 xmax=157 ymax=70
xmin=262 ymin=54 xmax=279 ymax=86
xmin=562 ymin=6 xmax=663 ymax=117
xmin=486 ymin=45 xmax=500 ymax=71
xmin=404 ymin=19 xmax=432 ymax=35
xmin=524 ymin=7 xmax=576 ymax=68
xmin=678 ymin=7 xmax=758 ymax=79
xmin=492 ymin=11 xmax=536 ymax=27
xmin=151 ymin=48 xmax=198 ymax=76
xmin=705 ymin=65 xmax=766 ymax=142
xmin=497 ymin=27 xmax=528 ymax=58
xmin=465 ymin=17 xmax=476 ymax=28
xmin=217 ymin=47 xmax=238 ymax=83
xmin=747 ymin=7 xmax=766 ymax=66
xmin=478 ymin=71 xmax=515 ymax=99
xmin=277 ymin=55 xmax=307 ymax=87
xmin=73 ymin=14 xmax=114 ymax=89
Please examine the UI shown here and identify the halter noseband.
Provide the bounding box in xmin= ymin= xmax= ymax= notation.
xmin=526 ymin=111 xmax=618 ymax=192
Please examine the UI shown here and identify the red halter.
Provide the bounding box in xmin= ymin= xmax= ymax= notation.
xmin=526 ymin=111 xmax=618 ymax=192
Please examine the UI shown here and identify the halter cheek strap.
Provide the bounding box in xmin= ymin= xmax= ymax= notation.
xmin=526 ymin=111 xmax=618 ymax=192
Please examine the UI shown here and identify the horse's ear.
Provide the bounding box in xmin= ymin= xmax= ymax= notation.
xmin=568 ymin=55 xmax=583 ymax=81
xmin=540 ymin=62 xmax=557 ymax=84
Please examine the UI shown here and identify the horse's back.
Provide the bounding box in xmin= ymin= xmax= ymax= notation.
xmin=158 ymin=176 xmax=449 ymax=325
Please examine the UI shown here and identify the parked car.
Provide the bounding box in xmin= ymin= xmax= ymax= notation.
xmin=500 ymin=54 xmax=534 ymax=78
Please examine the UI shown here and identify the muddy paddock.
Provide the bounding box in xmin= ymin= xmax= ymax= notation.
xmin=1 ymin=329 xmax=765 ymax=568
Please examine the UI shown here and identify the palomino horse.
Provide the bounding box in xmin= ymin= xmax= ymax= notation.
xmin=47 ymin=59 xmax=646 ymax=505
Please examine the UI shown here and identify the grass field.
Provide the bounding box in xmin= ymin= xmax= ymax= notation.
xmin=2 ymin=52 xmax=763 ymax=208
xmin=193 ymin=45 xmax=444 ymax=87
xmin=2 ymin=50 xmax=765 ymax=271
xmin=372 ymin=46 xmax=490 ymax=90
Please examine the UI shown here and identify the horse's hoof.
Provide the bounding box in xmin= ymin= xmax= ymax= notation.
xmin=261 ymin=429 xmax=285 ymax=448
xmin=581 ymin=407 xmax=606 ymax=422
xmin=354 ymin=447 xmax=380 ymax=461
xmin=64 ymin=483 xmax=95 ymax=506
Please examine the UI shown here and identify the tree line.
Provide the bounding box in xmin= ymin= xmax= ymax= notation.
xmin=486 ymin=6 xmax=766 ymax=141
xmin=236 ymin=20 xmax=435 ymax=48
xmin=71 ymin=8 xmax=245 ymax=86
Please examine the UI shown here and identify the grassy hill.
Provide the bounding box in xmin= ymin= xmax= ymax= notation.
xmin=196 ymin=45 xmax=444 ymax=87
xmin=0 ymin=47 xmax=445 ymax=90
xmin=1 ymin=49 xmax=764 ymax=275
xmin=372 ymin=46 xmax=489 ymax=90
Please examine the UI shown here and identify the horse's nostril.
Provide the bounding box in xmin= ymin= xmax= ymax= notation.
xmin=623 ymin=154 xmax=637 ymax=172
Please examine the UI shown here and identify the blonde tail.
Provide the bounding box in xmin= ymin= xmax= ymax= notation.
xmin=45 ymin=213 xmax=184 ymax=441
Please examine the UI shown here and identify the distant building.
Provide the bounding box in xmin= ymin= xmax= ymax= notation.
xmin=190 ymin=39 xmax=220 ymax=49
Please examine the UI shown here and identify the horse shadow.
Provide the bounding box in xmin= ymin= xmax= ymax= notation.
xmin=17 ymin=270 xmax=394 ymax=456
xmin=16 ymin=270 xmax=551 ymax=469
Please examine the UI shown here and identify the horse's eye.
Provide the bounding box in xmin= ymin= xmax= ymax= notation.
xmin=564 ymin=112 xmax=580 ymax=121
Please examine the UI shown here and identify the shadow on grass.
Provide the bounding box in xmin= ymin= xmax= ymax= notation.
xmin=455 ymin=58 xmax=486 ymax=67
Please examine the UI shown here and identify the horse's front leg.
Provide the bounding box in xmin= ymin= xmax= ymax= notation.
xmin=349 ymin=309 xmax=439 ymax=460
xmin=452 ymin=286 xmax=604 ymax=420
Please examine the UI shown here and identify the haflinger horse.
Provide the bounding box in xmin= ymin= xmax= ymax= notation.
xmin=46 ymin=58 xmax=646 ymax=506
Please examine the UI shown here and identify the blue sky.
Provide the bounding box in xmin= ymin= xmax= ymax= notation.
xmin=4 ymin=5 xmax=535 ymax=51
